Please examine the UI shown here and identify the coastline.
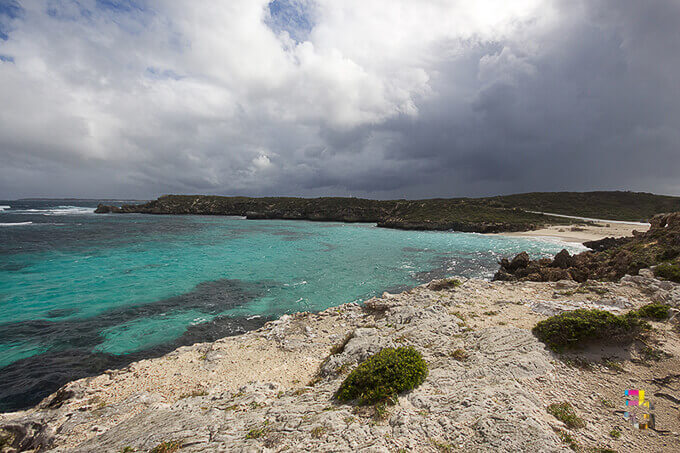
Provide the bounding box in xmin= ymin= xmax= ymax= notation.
xmin=492 ymin=220 xmax=650 ymax=244
xmin=2 ymin=274 xmax=679 ymax=452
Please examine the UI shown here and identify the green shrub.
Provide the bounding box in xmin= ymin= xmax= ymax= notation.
xmin=532 ymin=309 xmax=646 ymax=351
xmin=633 ymin=302 xmax=670 ymax=320
xmin=654 ymin=263 xmax=680 ymax=282
xmin=547 ymin=402 xmax=585 ymax=429
xmin=335 ymin=347 xmax=428 ymax=405
xmin=149 ymin=441 xmax=182 ymax=453
xmin=428 ymin=278 xmax=462 ymax=291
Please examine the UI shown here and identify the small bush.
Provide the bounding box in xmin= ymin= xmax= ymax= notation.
xmin=634 ymin=302 xmax=670 ymax=320
xmin=246 ymin=422 xmax=270 ymax=440
xmin=310 ymin=426 xmax=327 ymax=438
xmin=654 ymin=262 xmax=680 ymax=282
xmin=428 ymin=278 xmax=462 ymax=291
xmin=450 ymin=348 xmax=469 ymax=361
xmin=554 ymin=428 xmax=579 ymax=451
xmin=335 ymin=347 xmax=428 ymax=405
xmin=149 ymin=441 xmax=182 ymax=453
xmin=547 ymin=402 xmax=585 ymax=429
xmin=609 ymin=428 xmax=621 ymax=439
xmin=532 ymin=309 xmax=646 ymax=351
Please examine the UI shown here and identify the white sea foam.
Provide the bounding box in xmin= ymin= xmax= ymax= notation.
xmin=12 ymin=206 xmax=95 ymax=215
xmin=0 ymin=205 xmax=10 ymax=211
xmin=0 ymin=221 xmax=33 ymax=226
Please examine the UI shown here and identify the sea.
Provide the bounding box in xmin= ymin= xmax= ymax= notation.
xmin=0 ymin=199 xmax=585 ymax=411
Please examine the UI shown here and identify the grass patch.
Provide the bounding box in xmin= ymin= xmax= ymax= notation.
xmin=246 ymin=422 xmax=270 ymax=440
xmin=149 ymin=441 xmax=182 ymax=453
xmin=609 ymin=428 xmax=621 ymax=439
xmin=429 ymin=278 xmax=462 ymax=291
xmin=450 ymin=348 xmax=469 ymax=361
xmin=602 ymin=359 xmax=624 ymax=372
xmin=640 ymin=345 xmax=670 ymax=362
xmin=179 ymin=389 xmax=207 ymax=399
xmin=654 ymin=263 xmax=680 ymax=282
xmin=335 ymin=347 xmax=428 ymax=405
xmin=430 ymin=439 xmax=454 ymax=452
xmin=563 ymin=357 xmax=592 ymax=370
xmin=310 ymin=426 xmax=327 ymax=439
xmin=634 ymin=302 xmax=670 ymax=320
xmin=554 ymin=429 xmax=579 ymax=451
xmin=532 ymin=309 xmax=647 ymax=351
xmin=600 ymin=398 xmax=614 ymax=408
xmin=547 ymin=402 xmax=585 ymax=429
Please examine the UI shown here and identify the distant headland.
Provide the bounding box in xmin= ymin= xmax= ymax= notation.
xmin=95 ymin=191 xmax=680 ymax=234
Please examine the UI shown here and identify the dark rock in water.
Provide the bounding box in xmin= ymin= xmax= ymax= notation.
xmin=94 ymin=204 xmax=111 ymax=213
xmin=508 ymin=252 xmax=531 ymax=271
xmin=583 ymin=236 xmax=631 ymax=252
xmin=552 ymin=249 xmax=572 ymax=269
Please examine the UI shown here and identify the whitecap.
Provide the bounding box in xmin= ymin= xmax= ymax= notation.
xmin=0 ymin=221 xmax=32 ymax=226
xmin=12 ymin=206 xmax=95 ymax=215
xmin=0 ymin=205 xmax=10 ymax=211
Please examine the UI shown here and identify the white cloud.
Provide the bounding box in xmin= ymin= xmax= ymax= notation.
xmin=0 ymin=0 xmax=678 ymax=198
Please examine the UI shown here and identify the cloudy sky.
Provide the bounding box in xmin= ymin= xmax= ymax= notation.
xmin=1 ymin=0 xmax=679 ymax=199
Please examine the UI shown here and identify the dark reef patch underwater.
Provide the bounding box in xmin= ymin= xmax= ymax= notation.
xmin=0 ymin=279 xmax=270 ymax=411
xmin=0 ymin=200 xmax=583 ymax=411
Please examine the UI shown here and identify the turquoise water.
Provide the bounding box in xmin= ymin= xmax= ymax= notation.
xmin=0 ymin=200 xmax=585 ymax=410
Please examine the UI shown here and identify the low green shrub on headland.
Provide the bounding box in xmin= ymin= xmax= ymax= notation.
xmin=635 ymin=302 xmax=670 ymax=320
xmin=335 ymin=347 xmax=428 ymax=405
xmin=532 ymin=309 xmax=647 ymax=351
xmin=547 ymin=402 xmax=585 ymax=429
xmin=654 ymin=262 xmax=680 ymax=283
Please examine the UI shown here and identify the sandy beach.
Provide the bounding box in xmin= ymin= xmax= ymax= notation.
xmin=497 ymin=220 xmax=650 ymax=244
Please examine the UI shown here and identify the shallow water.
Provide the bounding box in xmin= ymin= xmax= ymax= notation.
xmin=0 ymin=199 xmax=585 ymax=411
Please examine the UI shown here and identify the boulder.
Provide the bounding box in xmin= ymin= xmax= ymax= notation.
xmin=551 ymin=249 xmax=572 ymax=269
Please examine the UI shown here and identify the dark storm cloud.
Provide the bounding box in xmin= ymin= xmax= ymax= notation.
xmin=0 ymin=0 xmax=678 ymax=199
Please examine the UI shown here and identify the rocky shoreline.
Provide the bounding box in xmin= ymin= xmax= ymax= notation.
xmin=495 ymin=212 xmax=680 ymax=283
xmin=1 ymin=271 xmax=679 ymax=452
xmin=3 ymin=207 xmax=680 ymax=452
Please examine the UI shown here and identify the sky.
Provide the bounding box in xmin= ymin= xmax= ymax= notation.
xmin=0 ymin=0 xmax=679 ymax=200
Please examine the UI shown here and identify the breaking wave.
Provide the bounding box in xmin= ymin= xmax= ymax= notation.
xmin=11 ymin=206 xmax=95 ymax=215
xmin=0 ymin=222 xmax=33 ymax=227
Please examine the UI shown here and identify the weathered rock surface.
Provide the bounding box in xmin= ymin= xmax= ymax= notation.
xmin=2 ymin=276 xmax=680 ymax=452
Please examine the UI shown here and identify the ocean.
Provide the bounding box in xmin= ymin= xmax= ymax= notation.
xmin=0 ymin=200 xmax=585 ymax=411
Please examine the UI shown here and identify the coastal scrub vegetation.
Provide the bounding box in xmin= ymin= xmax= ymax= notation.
xmin=487 ymin=190 xmax=680 ymax=222
xmin=335 ymin=347 xmax=428 ymax=405
xmin=654 ymin=263 xmax=680 ymax=282
xmin=532 ymin=309 xmax=648 ymax=351
xmin=149 ymin=440 xmax=182 ymax=453
xmin=635 ymin=302 xmax=670 ymax=320
xmin=97 ymin=192 xmax=680 ymax=230
xmin=547 ymin=402 xmax=585 ymax=429
xmin=428 ymin=278 xmax=462 ymax=291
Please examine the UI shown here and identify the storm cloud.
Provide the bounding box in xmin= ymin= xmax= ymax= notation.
xmin=0 ymin=0 xmax=678 ymax=199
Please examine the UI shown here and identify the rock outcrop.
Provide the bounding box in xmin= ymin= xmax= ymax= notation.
xmin=495 ymin=212 xmax=680 ymax=282
xmin=2 ymin=276 xmax=679 ymax=452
